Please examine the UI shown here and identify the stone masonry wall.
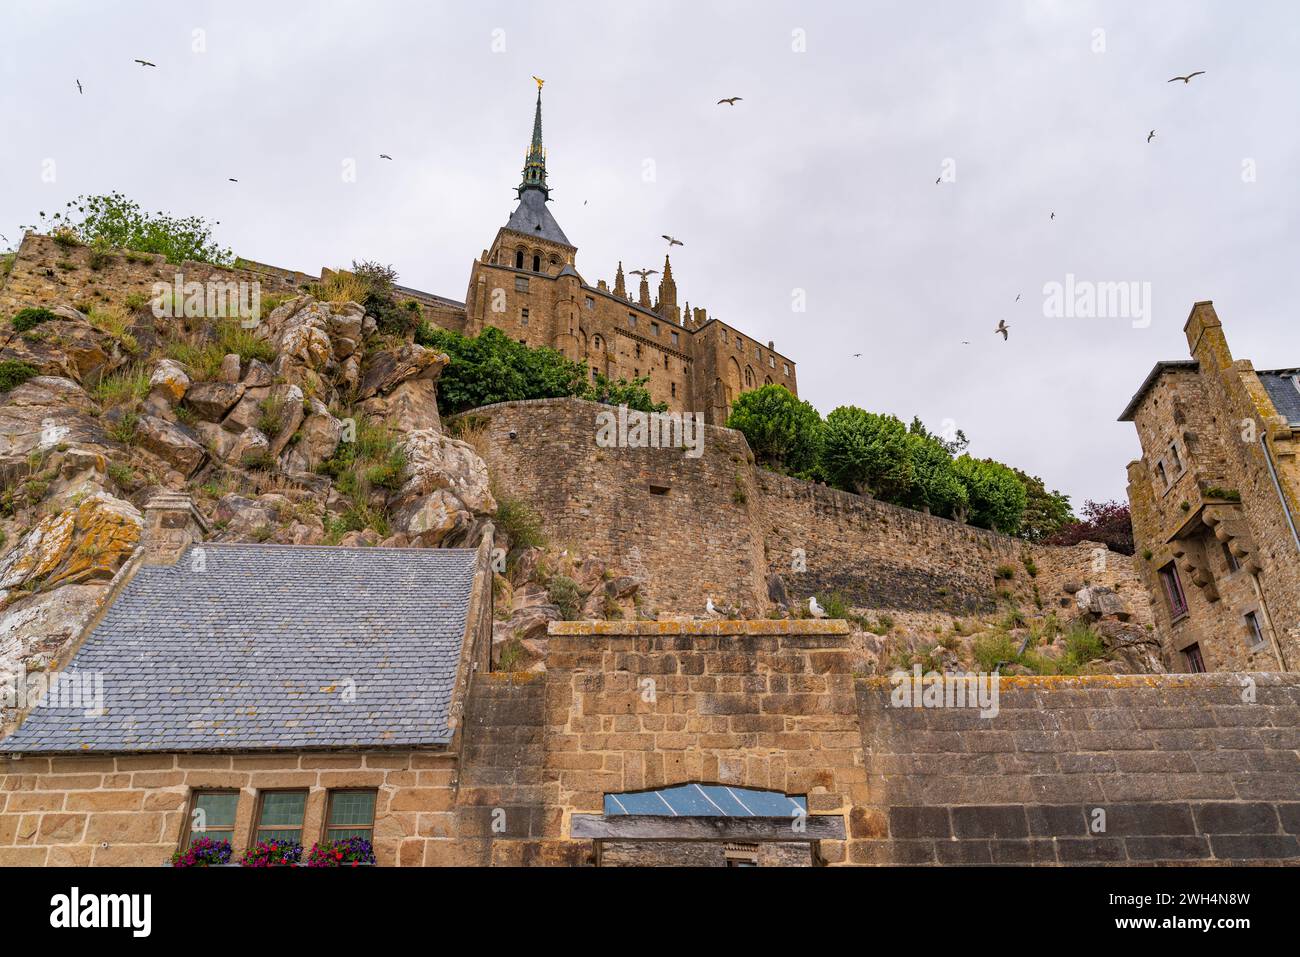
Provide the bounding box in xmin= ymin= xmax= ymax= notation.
xmin=0 ymin=234 xmax=305 ymax=318
xmin=855 ymin=672 xmax=1300 ymax=864
xmin=462 ymin=397 xmax=1144 ymax=622
xmin=461 ymin=397 xmax=770 ymax=615
xmin=0 ymin=749 xmax=458 ymax=867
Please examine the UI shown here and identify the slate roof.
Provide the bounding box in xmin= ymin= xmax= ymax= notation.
xmin=0 ymin=544 xmax=479 ymax=754
xmin=1259 ymin=369 xmax=1300 ymax=426
xmin=505 ymin=188 xmax=573 ymax=247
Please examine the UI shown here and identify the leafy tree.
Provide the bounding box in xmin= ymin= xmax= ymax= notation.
xmin=351 ymin=260 xmax=422 ymax=338
xmin=1013 ymin=468 xmax=1075 ymax=542
xmin=1043 ymin=499 xmax=1134 ymax=554
xmin=416 ymin=325 xmax=663 ymax=415
xmin=586 ymin=372 xmax=666 ymax=413
xmin=908 ymin=415 xmax=969 ymax=455
xmin=952 ymin=455 xmax=1028 ymax=534
xmin=820 ymin=406 xmax=912 ymax=499
xmin=897 ymin=431 xmax=968 ymax=518
xmin=726 ymin=384 xmax=823 ymax=477
xmin=24 ymin=192 xmax=232 ymax=265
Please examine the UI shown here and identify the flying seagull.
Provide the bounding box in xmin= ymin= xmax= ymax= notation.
xmin=717 ymin=96 xmax=742 ymax=106
xmin=228 ymin=178 xmax=238 ymax=183
xmin=379 ymin=153 xmax=392 ymax=160
xmin=133 ymin=59 xmax=156 ymax=67
xmin=629 ymin=268 xmax=659 ymax=280
xmin=1015 ymin=293 xmax=1021 ymax=302
xmin=808 ymin=596 xmax=827 ymax=619
xmin=852 ymin=352 xmax=862 ymax=357
xmin=1167 ymin=71 xmax=1205 ymax=84
xmin=662 ymin=235 xmax=683 ymax=247
xmin=75 ymin=79 xmax=82 ymax=94
xmin=1148 ymin=129 xmax=1156 ymax=143
xmin=935 ymin=176 xmax=942 ymax=184
xmin=995 ymin=319 xmax=1010 ymax=340
xmin=961 ymin=340 xmax=970 ymax=345
xmin=1050 ymin=211 xmax=1055 ymax=220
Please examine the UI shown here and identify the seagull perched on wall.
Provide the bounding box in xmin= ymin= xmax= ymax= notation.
xmin=717 ymin=96 xmax=742 ymax=106
xmin=995 ymin=319 xmax=1010 ymax=340
xmin=808 ymin=596 xmax=827 ymax=619
xmin=1167 ymin=71 xmax=1205 ymax=84
xmin=629 ymin=268 xmax=659 ymax=280
xmin=133 ymin=59 xmax=156 ymax=67
xmin=706 ymin=597 xmax=722 ymax=618
xmin=662 ymin=235 xmax=683 ymax=247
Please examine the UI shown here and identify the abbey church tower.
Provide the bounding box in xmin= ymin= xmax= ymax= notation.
xmin=462 ymin=81 xmax=799 ymax=422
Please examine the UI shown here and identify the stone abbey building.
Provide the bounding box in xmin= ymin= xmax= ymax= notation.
xmin=1120 ymin=301 xmax=1300 ymax=674
xmin=460 ymin=86 xmax=798 ymax=423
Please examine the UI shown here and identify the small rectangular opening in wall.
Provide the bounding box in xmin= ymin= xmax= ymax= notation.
xmin=648 ymin=482 xmax=671 ymax=496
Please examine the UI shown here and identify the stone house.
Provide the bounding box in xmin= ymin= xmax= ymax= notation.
xmin=0 ymin=495 xmax=495 ymax=866
xmin=1120 ymin=301 xmax=1300 ymax=673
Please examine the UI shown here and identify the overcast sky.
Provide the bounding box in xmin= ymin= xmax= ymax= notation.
xmin=3 ymin=0 xmax=1297 ymax=506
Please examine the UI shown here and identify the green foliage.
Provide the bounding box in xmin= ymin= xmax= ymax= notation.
xmin=1013 ymin=468 xmax=1075 ymax=542
xmin=586 ymin=372 xmax=666 ymax=413
xmin=952 ymin=455 xmax=1028 ymax=534
xmin=25 ymin=192 xmax=233 ymax=265
xmin=417 ymin=325 xmax=664 ymax=416
xmin=994 ymin=564 xmax=1015 ymax=580
xmin=895 ymin=430 xmax=967 ymax=518
xmin=972 ymin=632 xmax=1019 ymax=672
xmin=93 ymin=366 xmax=152 ymax=408
xmin=1204 ymin=487 xmax=1242 ymax=502
xmin=353 ymin=260 xmax=419 ymax=338
xmin=107 ymin=411 xmax=140 ymax=445
xmin=820 ymin=406 xmax=912 ymax=499
xmin=0 ymin=360 xmax=38 ymax=392
xmin=11 ymin=307 xmax=56 ymax=333
xmin=217 ymin=321 xmax=276 ymax=364
xmin=725 ymin=384 xmax=822 ymax=477
xmin=815 ymin=592 xmax=851 ymax=619
xmin=494 ymin=493 xmax=545 ymax=556
xmin=547 ymin=575 xmax=582 ymax=620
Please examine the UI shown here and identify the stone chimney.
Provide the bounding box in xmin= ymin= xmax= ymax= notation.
xmin=141 ymin=491 xmax=210 ymax=565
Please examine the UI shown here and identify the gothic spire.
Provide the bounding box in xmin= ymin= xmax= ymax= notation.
xmin=517 ymin=81 xmax=549 ymax=199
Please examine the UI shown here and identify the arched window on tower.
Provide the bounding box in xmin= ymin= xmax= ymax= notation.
xmin=532 ymin=254 xmax=541 ymax=272
xmin=515 ymin=249 xmax=524 ymax=269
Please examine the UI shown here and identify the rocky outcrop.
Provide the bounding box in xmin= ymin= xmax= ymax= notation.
xmin=0 ymin=313 xmax=119 ymax=383
xmin=0 ymin=491 xmax=142 ymax=606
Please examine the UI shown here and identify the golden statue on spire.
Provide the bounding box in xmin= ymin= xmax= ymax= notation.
xmin=532 ymin=75 xmax=544 ymax=90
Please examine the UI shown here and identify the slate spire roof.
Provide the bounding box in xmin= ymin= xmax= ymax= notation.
xmin=518 ymin=85 xmax=550 ymax=200
xmin=0 ymin=544 xmax=480 ymax=754
xmin=505 ymin=84 xmax=573 ymax=248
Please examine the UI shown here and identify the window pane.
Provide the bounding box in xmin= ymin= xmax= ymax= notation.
xmin=195 ymin=792 xmax=238 ymax=830
xmin=326 ymin=826 xmax=372 ymax=842
xmin=258 ymin=791 xmax=305 ymax=828
xmin=328 ymin=792 xmax=375 ymax=828
xmin=256 ymin=828 xmax=301 ymax=844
